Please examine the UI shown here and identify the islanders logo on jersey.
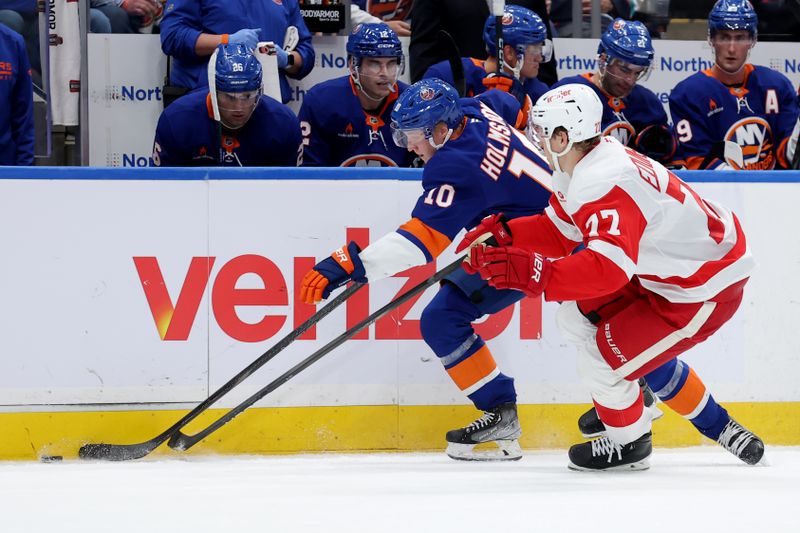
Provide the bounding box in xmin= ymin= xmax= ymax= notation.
xmin=603 ymin=120 xmax=637 ymax=147
xmin=340 ymin=154 xmax=399 ymax=167
xmin=725 ymin=116 xmax=776 ymax=170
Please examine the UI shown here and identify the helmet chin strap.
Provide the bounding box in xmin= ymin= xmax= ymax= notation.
xmin=428 ymin=127 xmax=454 ymax=150
xmin=544 ymin=136 xmax=573 ymax=174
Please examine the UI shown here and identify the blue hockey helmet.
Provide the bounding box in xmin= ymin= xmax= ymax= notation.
xmin=390 ymin=78 xmax=463 ymax=149
xmin=598 ymin=19 xmax=654 ymax=68
xmin=483 ymin=5 xmax=548 ymax=57
xmin=346 ymin=23 xmax=404 ymax=62
xmin=212 ymin=43 xmax=263 ymax=93
xmin=708 ymin=0 xmax=758 ymax=38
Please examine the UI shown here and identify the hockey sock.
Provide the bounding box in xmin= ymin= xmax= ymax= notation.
xmin=644 ymin=358 xmax=730 ymax=440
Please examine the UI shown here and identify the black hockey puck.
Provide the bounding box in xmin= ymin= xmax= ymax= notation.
xmin=40 ymin=455 xmax=63 ymax=462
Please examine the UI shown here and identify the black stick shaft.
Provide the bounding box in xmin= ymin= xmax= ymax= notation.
xmin=168 ymin=256 xmax=465 ymax=451
xmin=78 ymin=282 xmax=363 ymax=460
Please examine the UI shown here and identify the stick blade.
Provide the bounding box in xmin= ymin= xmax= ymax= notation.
xmin=78 ymin=441 xmax=158 ymax=462
xmin=723 ymin=140 xmax=744 ymax=168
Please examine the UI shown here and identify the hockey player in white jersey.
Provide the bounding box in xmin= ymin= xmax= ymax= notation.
xmin=460 ymin=84 xmax=761 ymax=470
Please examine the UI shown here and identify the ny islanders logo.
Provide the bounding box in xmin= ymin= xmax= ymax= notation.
xmin=604 ymin=120 xmax=636 ymax=146
xmin=725 ymin=117 xmax=775 ymax=170
xmin=420 ymin=87 xmax=435 ymax=101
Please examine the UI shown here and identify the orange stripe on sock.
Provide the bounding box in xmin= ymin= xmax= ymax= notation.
xmin=446 ymin=345 xmax=497 ymax=391
xmin=399 ymin=218 xmax=452 ymax=259
xmin=663 ymin=368 xmax=707 ymax=416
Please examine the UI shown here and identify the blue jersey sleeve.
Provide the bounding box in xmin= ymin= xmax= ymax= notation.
xmin=287 ymin=0 xmax=315 ymax=80
xmin=11 ymin=35 xmax=33 ymax=165
xmin=297 ymin=90 xmax=332 ymax=166
xmin=160 ymin=0 xmax=203 ymax=62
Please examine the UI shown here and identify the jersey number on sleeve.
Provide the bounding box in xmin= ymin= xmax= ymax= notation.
xmin=665 ymin=171 xmax=725 ymax=243
xmin=585 ymin=209 xmax=621 ymax=237
xmin=423 ymin=184 xmax=455 ymax=208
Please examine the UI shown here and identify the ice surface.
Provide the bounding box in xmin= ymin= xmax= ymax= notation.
xmin=1 ymin=447 xmax=797 ymax=532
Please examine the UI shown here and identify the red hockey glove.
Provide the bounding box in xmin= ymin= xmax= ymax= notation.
xmin=468 ymin=245 xmax=552 ymax=297
xmin=300 ymin=241 xmax=367 ymax=304
xmin=456 ymin=213 xmax=513 ymax=255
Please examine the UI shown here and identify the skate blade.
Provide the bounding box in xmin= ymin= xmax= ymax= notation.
xmin=580 ymin=405 xmax=664 ymax=439
xmin=446 ymin=440 xmax=522 ymax=461
xmin=567 ymin=458 xmax=650 ymax=472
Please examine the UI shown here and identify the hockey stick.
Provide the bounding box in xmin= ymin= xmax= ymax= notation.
xmin=490 ymin=0 xmax=506 ymax=74
xmin=438 ymin=30 xmax=466 ymax=97
xmin=697 ymin=140 xmax=744 ymax=170
xmin=78 ymin=283 xmax=364 ymax=461
xmin=167 ymin=256 xmax=465 ymax=452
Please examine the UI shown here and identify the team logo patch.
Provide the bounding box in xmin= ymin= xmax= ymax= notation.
xmin=502 ymin=13 xmax=514 ymax=25
xmin=352 ymin=24 xmax=362 ymax=35
xmin=725 ymin=117 xmax=775 ymax=170
xmin=420 ymin=87 xmax=435 ymax=101
xmin=603 ymin=121 xmax=636 ymax=146
xmin=613 ymin=19 xmax=626 ymax=30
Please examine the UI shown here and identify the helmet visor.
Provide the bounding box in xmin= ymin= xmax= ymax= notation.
xmin=217 ymin=90 xmax=261 ymax=111
xmin=391 ymin=125 xmax=428 ymax=148
xmin=523 ymin=40 xmax=553 ymax=63
xmin=604 ymin=57 xmax=651 ymax=82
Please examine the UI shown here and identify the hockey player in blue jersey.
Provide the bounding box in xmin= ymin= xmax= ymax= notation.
xmin=669 ymin=0 xmax=799 ymax=170
xmin=301 ymin=78 xmax=553 ymax=460
xmin=299 ymin=23 xmax=414 ymax=167
xmin=152 ymin=43 xmax=302 ymax=167
xmin=0 ymin=23 xmax=33 ymax=166
xmin=423 ymin=5 xmax=552 ymax=105
xmin=552 ymin=19 xmax=675 ymax=165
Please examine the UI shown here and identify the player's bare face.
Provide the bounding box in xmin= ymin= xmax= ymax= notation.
xmin=711 ymin=30 xmax=753 ymax=74
xmin=601 ymin=58 xmax=646 ymax=98
xmin=217 ymin=90 xmax=260 ymax=130
xmin=356 ymin=57 xmax=400 ymax=99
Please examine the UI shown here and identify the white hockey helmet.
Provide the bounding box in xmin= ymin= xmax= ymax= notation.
xmin=529 ymin=84 xmax=603 ymax=144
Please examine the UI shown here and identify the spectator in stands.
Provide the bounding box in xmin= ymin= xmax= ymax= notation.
xmin=160 ymin=0 xmax=314 ymax=104
xmin=551 ymin=19 xmax=675 ymax=165
xmin=410 ymin=0 xmax=557 ymax=86
xmin=152 ymin=44 xmax=302 ymax=167
xmin=351 ymin=0 xmax=412 ymax=36
xmin=90 ymin=0 xmax=163 ymax=34
xmin=422 ymin=5 xmax=551 ymax=105
xmin=669 ymin=0 xmax=799 ymax=170
xmin=299 ymin=23 xmax=414 ymax=167
xmin=0 ymin=21 xmax=34 ymax=165
xmin=549 ymin=0 xmax=631 ymax=37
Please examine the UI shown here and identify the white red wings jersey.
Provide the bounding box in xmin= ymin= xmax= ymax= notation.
xmin=545 ymin=136 xmax=755 ymax=303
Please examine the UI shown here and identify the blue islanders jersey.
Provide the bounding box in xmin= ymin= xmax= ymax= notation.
xmin=397 ymin=98 xmax=553 ymax=262
xmin=423 ymin=57 xmax=550 ymax=103
xmin=669 ymin=65 xmax=800 ymax=169
xmin=299 ymin=76 xmax=414 ymax=167
xmin=553 ymin=74 xmax=668 ymax=148
xmin=152 ymin=90 xmax=302 ymax=167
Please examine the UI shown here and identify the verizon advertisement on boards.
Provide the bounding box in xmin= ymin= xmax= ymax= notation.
xmin=0 ymin=173 xmax=796 ymax=409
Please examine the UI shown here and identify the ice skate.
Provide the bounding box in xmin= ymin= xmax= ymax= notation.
xmin=445 ymin=402 xmax=522 ymax=461
xmin=578 ymin=379 xmax=663 ymax=438
xmin=717 ymin=418 xmax=766 ymax=465
xmin=568 ymin=432 xmax=652 ymax=472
